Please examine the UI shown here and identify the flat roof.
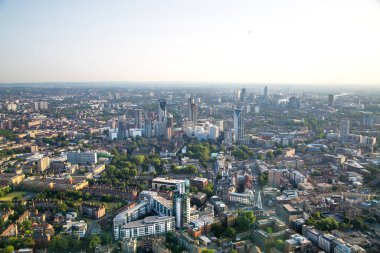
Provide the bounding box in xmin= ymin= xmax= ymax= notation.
xmin=283 ymin=204 xmax=296 ymax=212
xmin=152 ymin=195 xmax=173 ymax=209
xmin=152 ymin=177 xmax=185 ymax=184
xmin=122 ymin=215 xmax=175 ymax=229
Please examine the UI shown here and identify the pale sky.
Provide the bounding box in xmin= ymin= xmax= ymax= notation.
xmin=0 ymin=0 xmax=380 ymax=85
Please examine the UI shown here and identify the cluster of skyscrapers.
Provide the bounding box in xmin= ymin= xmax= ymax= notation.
xmin=109 ymin=89 xmax=249 ymax=144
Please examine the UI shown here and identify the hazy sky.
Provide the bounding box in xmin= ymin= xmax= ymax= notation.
xmin=0 ymin=0 xmax=379 ymax=85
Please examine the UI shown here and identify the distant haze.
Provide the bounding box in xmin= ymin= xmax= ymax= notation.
xmin=0 ymin=0 xmax=379 ymax=86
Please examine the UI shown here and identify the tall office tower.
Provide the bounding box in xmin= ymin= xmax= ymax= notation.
xmin=328 ymin=94 xmax=334 ymax=107
xmin=340 ymin=118 xmax=350 ymax=139
xmin=240 ymin=88 xmax=247 ymax=102
xmin=117 ymin=117 xmax=128 ymax=140
xmin=264 ymin=86 xmax=268 ymax=98
xmin=188 ymin=97 xmax=195 ymax=120
xmin=173 ymin=183 xmax=190 ymax=229
xmin=165 ymin=114 xmax=173 ymax=139
xmin=234 ymin=89 xmax=241 ymax=102
xmin=234 ymin=108 xmax=245 ymax=142
xmin=144 ymin=118 xmax=152 ymax=138
xmin=158 ymin=99 xmax=167 ymax=122
xmin=134 ymin=109 xmax=143 ymax=128
xmin=167 ymin=113 xmax=174 ymax=128
xmin=157 ymin=99 xmax=168 ymax=137
xmin=288 ymin=96 xmax=301 ymax=109
xmin=190 ymin=103 xmax=198 ymax=125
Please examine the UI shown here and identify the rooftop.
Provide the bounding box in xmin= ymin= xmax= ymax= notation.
xmin=122 ymin=215 xmax=174 ymax=229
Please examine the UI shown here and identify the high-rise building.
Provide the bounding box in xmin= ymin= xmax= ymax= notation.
xmin=144 ymin=118 xmax=152 ymax=138
xmin=38 ymin=157 xmax=50 ymax=172
xmin=134 ymin=109 xmax=143 ymax=128
xmin=158 ymin=99 xmax=167 ymax=121
xmin=157 ymin=99 xmax=168 ymax=137
xmin=167 ymin=113 xmax=174 ymax=128
xmin=268 ymin=169 xmax=282 ymax=188
xmin=117 ymin=117 xmax=128 ymax=140
xmin=234 ymin=108 xmax=245 ymax=142
xmin=0 ymin=119 xmax=13 ymax=130
xmin=173 ymin=182 xmax=190 ymax=229
xmin=209 ymin=125 xmax=219 ymax=140
xmin=215 ymin=120 xmax=224 ymax=132
xmin=340 ymin=119 xmax=350 ymax=139
xmin=40 ymin=101 xmax=48 ymax=110
xmin=240 ymin=88 xmax=247 ymax=102
xmin=288 ymin=97 xmax=301 ymax=109
xmin=363 ymin=115 xmax=374 ymax=127
xmin=35 ymin=101 xmax=48 ymax=110
xmin=328 ymin=94 xmax=334 ymax=107
xmin=188 ymin=98 xmax=198 ymax=126
xmin=165 ymin=114 xmax=173 ymax=140
xmin=188 ymin=97 xmax=194 ymax=119
xmin=264 ymin=86 xmax=268 ymax=98
xmin=190 ymin=103 xmax=198 ymax=125
xmin=234 ymin=89 xmax=241 ymax=102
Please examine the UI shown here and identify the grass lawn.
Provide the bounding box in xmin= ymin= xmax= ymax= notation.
xmin=0 ymin=191 xmax=26 ymax=201
xmin=83 ymin=200 xmax=121 ymax=212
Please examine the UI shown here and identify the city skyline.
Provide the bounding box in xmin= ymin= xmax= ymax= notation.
xmin=1 ymin=0 xmax=380 ymax=85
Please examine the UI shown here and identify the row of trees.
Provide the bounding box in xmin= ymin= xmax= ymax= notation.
xmin=231 ymin=145 xmax=254 ymax=160
xmin=171 ymin=164 xmax=198 ymax=174
xmin=47 ymin=234 xmax=109 ymax=252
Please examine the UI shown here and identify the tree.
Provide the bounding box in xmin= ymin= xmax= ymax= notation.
xmin=202 ymin=249 xmax=215 ymax=253
xmin=343 ymin=216 xmax=351 ymax=224
xmin=366 ymin=216 xmax=376 ymax=224
xmin=352 ymin=218 xmax=364 ymax=230
xmin=131 ymin=155 xmax=145 ymax=166
xmin=3 ymin=245 xmax=14 ymax=253
xmin=274 ymin=148 xmax=283 ymax=157
xmin=211 ymin=222 xmax=224 ymax=237
xmin=202 ymin=183 xmax=214 ymax=197
xmin=225 ymin=227 xmax=236 ymax=238
xmin=236 ymin=210 xmax=256 ymax=232
xmin=58 ymin=202 xmax=68 ymax=213
xmin=274 ymin=239 xmax=285 ymax=251
xmin=101 ymin=232 xmax=112 ymax=244
xmin=21 ymin=237 xmax=35 ymax=248
xmin=49 ymin=236 xmax=69 ymax=252
xmin=266 ymin=151 xmax=274 ymax=160
xmin=83 ymin=192 xmax=92 ymax=200
xmin=266 ymin=227 xmax=273 ymax=234
xmin=152 ymin=158 xmax=161 ymax=168
xmin=20 ymin=220 xmax=33 ymax=231
xmin=89 ymin=235 xmax=102 ymax=249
